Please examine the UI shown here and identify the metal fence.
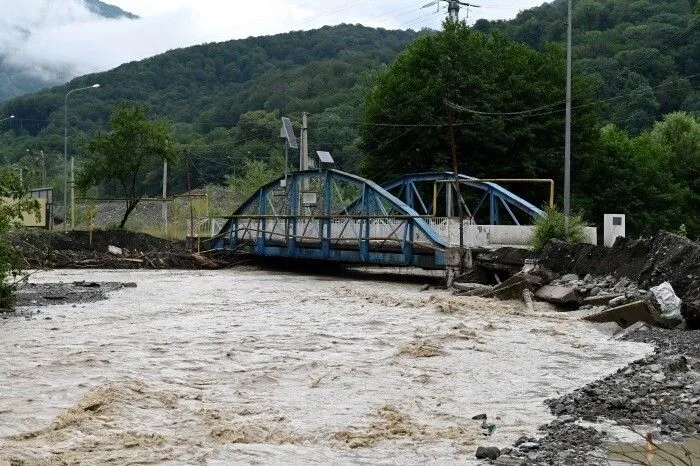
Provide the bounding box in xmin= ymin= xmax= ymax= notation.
xmin=71 ymin=195 xmax=216 ymax=239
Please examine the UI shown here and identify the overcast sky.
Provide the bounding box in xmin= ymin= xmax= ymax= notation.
xmin=1 ymin=0 xmax=548 ymax=83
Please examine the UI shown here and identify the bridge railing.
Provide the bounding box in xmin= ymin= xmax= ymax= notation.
xmin=221 ymin=215 xmax=446 ymax=252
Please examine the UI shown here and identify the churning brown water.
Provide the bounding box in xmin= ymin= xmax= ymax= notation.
xmin=0 ymin=269 xmax=652 ymax=464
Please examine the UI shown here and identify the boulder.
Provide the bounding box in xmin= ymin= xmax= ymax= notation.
xmin=475 ymin=446 xmax=501 ymax=460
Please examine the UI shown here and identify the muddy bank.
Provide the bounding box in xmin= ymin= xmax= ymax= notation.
xmin=10 ymin=230 xmax=239 ymax=270
xmin=7 ymin=281 xmax=135 ymax=310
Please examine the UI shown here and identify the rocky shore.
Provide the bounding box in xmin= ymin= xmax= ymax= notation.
xmin=480 ymin=325 xmax=700 ymax=465
xmin=465 ymin=232 xmax=700 ymax=464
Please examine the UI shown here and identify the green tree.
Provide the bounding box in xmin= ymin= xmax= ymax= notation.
xmin=359 ymin=22 xmax=599 ymax=191
xmin=0 ymin=168 xmax=39 ymax=309
xmin=575 ymin=124 xmax=689 ymax=236
xmin=77 ymin=103 xmax=176 ymax=229
xmin=650 ymin=111 xmax=700 ymax=236
xmin=225 ymin=157 xmax=285 ymax=209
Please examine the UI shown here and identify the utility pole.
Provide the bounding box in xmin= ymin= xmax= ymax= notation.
xmin=446 ymin=106 xmax=464 ymax=250
xmin=185 ymin=152 xmax=194 ymax=243
xmin=448 ymin=0 xmax=460 ymax=22
xmin=70 ymin=156 xmax=75 ymax=229
xmin=162 ymin=159 xmax=168 ymax=234
xmin=423 ymin=1 xmax=480 ymax=23
xmin=564 ymin=0 xmax=573 ymax=230
xmin=300 ymin=112 xmax=309 ymax=171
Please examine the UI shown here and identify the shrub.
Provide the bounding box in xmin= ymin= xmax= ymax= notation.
xmin=532 ymin=206 xmax=587 ymax=251
xmin=0 ymin=168 xmax=39 ymax=310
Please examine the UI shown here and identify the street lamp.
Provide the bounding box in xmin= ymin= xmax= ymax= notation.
xmin=64 ymin=84 xmax=100 ymax=230
xmin=0 ymin=115 xmax=14 ymax=123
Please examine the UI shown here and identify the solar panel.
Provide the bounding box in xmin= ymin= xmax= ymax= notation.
xmin=316 ymin=151 xmax=334 ymax=164
xmin=280 ymin=117 xmax=298 ymax=149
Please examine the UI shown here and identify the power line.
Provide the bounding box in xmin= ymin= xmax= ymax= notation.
xmin=446 ymin=72 xmax=700 ymax=117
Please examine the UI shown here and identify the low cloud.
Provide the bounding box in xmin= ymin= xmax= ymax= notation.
xmin=0 ymin=0 xmax=538 ymax=87
xmin=0 ymin=0 xmax=425 ymax=86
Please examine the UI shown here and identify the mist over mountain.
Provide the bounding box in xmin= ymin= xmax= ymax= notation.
xmin=83 ymin=0 xmax=138 ymax=19
xmin=0 ymin=0 xmax=138 ymax=101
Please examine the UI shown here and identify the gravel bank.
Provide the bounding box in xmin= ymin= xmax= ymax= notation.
xmin=503 ymin=326 xmax=700 ymax=465
xmin=4 ymin=281 xmax=135 ymax=312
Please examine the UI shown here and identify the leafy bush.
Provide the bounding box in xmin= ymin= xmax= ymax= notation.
xmin=0 ymin=168 xmax=39 ymax=309
xmin=532 ymin=207 xmax=587 ymax=252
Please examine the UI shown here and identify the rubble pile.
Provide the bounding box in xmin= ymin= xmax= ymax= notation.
xmin=538 ymin=231 xmax=700 ymax=327
xmin=459 ymin=231 xmax=700 ymax=464
xmin=461 ymin=230 xmax=698 ymax=329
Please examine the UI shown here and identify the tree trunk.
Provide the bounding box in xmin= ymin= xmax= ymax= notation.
xmin=119 ymin=199 xmax=140 ymax=229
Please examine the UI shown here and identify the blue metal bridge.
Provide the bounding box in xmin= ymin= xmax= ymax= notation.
xmin=213 ymin=169 xmax=544 ymax=269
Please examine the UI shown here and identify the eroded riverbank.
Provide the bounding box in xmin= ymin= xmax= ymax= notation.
xmin=1 ymin=269 xmax=652 ymax=464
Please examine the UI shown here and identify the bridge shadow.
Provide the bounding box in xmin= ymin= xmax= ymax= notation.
xmin=236 ymin=255 xmax=446 ymax=286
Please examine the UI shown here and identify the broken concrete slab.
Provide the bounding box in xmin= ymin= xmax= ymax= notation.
xmin=453 ymin=282 xmax=490 ymax=292
xmin=535 ymin=285 xmax=581 ymax=306
xmin=480 ymin=272 xmax=543 ymax=300
xmin=584 ymin=300 xmax=665 ymax=328
xmin=612 ymin=321 xmax=649 ymax=341
xmin=453 ymin=282 xmax=493 ymax=296
xmin=583 ymin=293 xmax=624 ymax=306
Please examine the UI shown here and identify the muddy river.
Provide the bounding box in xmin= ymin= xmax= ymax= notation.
xmin=0 ymin=269 xmax=652 ymax=464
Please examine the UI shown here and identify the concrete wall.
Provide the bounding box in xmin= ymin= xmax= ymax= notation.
xmin=433 ymin=220 xmax=597 ymax=248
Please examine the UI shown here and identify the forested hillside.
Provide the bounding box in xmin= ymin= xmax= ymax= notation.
xmin=474 ymin=0 xmax=699 ymax=133
xmin=0 ymin=25 xmax=418 ymax=193
xmin=0 ymin=3 xmax=697 ymax=237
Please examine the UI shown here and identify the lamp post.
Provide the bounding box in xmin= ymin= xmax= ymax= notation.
xmin=64 ymin=84 xmax=99 ymax=231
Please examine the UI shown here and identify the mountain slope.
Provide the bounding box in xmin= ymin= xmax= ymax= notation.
xmin=0 ymin=24 xmax=419 ymax=190
xmin=83 ymin=0 xmax=138 ymax=19
xmin=0 ymin=0 xmax=138 ymax=102
xmin=474 ymin=0 xmax=699 ymax=133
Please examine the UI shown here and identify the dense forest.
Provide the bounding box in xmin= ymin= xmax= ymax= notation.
xmin=0 ymin=24 xmax=419 ymax=197
xmin=0 ymin=0 xmax=698 ymax=237
xmin=474 ymin=0 xmax=700 ymax=133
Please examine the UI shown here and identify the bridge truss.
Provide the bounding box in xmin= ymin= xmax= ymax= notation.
xmin=213 ymin=169 xmax=545 ymax=268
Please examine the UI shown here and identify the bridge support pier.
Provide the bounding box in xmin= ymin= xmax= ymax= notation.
xmin=445 ymin=247 xmax=473 ymax=287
